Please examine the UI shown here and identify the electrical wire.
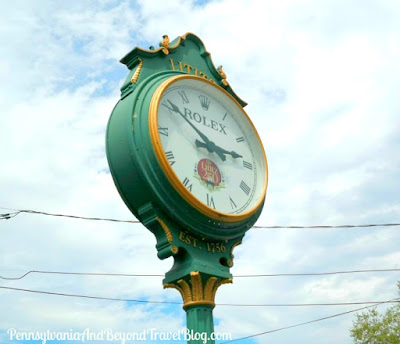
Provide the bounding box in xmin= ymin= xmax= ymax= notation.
xmin=0 ymin=285 xmax=179 ymax=304
xmin=1 ymin=268 xmax=400 ymax=281
xmin=0 ymin=208 xmax=139 ymax=223
xmin=221 ymin=297 xmax=400 ymax=343
xmin=0 ymin=212 xmax=20 ymax=220
xmin=1 ymin=207 xmax=400 ymax=229
xmin=219 ymin=301 xmax=400 ymax=307
xmin=233 ymin=268 xmax=400 ymax=278
xmin=253 ymin=224 xmax=400 ymax=229
xmin=0 ymin=285 xmax=398 ymax=307
xmin=0 ymin=270 xmax=164 ymax=280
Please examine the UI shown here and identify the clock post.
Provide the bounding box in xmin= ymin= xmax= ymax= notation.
xmin=139 ymin=204 xmax=245 ymax=344
xmin=106 ymin=33 xmax=268 ymax=344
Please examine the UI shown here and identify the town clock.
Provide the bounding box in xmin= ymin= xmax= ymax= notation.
xmin=106 ymin=33 xmax=269 ymax=344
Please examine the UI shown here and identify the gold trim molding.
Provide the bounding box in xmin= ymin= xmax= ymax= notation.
xmin=148 ymin=74 xmax=268 ymax=223
xmin=164 ymin=271 xmax=232 ymax=309
xmin=217 ymin=65 xmax=228 ymax=86
xmin=131 ymin=58 xmax=143 ymax=84
xmin=227 ymin=240 xmax=242 ymax=267
xmin=156 ymin=217 xmax=173 ymax=243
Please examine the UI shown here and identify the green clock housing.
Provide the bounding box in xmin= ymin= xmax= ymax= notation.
xmin=107 ymin=34 xmax=267 ymax=243
xmin=107 ymin=33 xmax=269 ymax=280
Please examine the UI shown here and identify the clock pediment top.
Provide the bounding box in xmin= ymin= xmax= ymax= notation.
xmin=119 ymin=32 xmax=246 ymax=107
xmin=120 ymin=33 xmax=211 ymax=68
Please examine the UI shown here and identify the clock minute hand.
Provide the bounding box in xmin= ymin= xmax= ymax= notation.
xmin=167 ymin=100 xmax=227 ymax=161
xmin=167 ymin=100 xmax=211 ymax=145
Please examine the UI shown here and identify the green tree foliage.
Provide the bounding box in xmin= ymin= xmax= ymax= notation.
xmin=350 ymin=282 xmax=400 ymax=344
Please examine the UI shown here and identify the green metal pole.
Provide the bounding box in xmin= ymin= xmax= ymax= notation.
xmin=164 ymin=271 xmax=232 ymax=344
xmin=185 ymin=304 xmax=215 ymax=344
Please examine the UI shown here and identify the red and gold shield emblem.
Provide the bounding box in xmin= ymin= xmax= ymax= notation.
xmin=195 ymin=158 xmax=225 ymax=190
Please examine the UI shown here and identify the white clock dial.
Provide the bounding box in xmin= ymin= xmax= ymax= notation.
xmin=151 ymin=76 xmax=267 ymax=220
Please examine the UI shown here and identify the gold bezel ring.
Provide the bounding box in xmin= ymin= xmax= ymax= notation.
xmin=148 ymin=75 xmax=268 ymax=223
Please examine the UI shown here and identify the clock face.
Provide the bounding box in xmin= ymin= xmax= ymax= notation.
xmin=149 ymin=75 xmax=268 ymax=222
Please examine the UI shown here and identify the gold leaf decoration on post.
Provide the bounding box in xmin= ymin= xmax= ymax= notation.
xmin=131 ymin=58 xmax=143 ymax=84
xmin=204 ymin=276 xmax=218 ymax=300
xmin=178 ymin=279 xmax=192 ymax=302
xmin=164 ymin=271 xmax=232 ymax=309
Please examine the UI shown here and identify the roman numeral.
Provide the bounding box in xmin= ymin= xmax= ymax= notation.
xmin=222 ymin=112 xmax=228 ymax=121
xmin=207 ymin=194 xmax=215 ymax=209
xmin=158 ymin=126 xmax=168 ymax=137
xmin=240 ymin=180 xmax=251 ymax=195
xmin=236 ymin=137 xmax=245 ymax=143
xmin=165 ymin=151 xmax=175 ymax=166
xmin=183 ymin=177 xmax=193 ymax=191
xmin=161 ymin=100 xmax=173 ymax=114
xmin=243 ymin=161 xmax=253 ymax=170
xmin=229 ymin=196 xmax=237 ymax=209
xmin=178 ymin=90 xmax=189 ymax=104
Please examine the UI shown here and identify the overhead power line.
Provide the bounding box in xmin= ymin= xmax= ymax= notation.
xmin=234 ymin=268 xmax=400 ymax=278
xmin=0 ymin=285 xmax=399 ymax=308
xmin=0 ymin=270 xmax=164 ymax=280
xmin=253 ymin=223 xmax=400 ymax=229
xmin=218 ymin=300 xmax=400 ymax=307
xmin=1 ymin=207 xmax=400 ymax=229
xmin=221 ymin=297 xmax=400 ymax=343
xmin=0 ymin=285 xmax=178 ymax=304
xmin=0 ymin=208 xmax=139 ymax=224
xmin=1 ymin=268 xmax=400 ymax=281
xmin=0 ymin=211 xmax=20 ymax=220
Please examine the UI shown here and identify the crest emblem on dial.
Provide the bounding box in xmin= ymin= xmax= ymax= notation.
xmin=195 ymin=158 xmax=225 ymax=191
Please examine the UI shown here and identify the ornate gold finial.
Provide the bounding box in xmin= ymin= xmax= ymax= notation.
xmin=217 ymin=65 xmax=228 ymax=86
xmin=161 ymin=35 xmax=170 ymax=55
xmin=161 ymin=35 xmax=170 ymax=47
xmin=164 ymin=271 xmax=232 ymax=309
xmin=131 ymin=58 xmax=143 ymax=84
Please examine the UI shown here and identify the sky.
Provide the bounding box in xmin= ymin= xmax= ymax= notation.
xmin=1 ymin=0 xmax=400 ymax=343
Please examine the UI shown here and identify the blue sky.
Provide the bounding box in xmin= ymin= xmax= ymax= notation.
xmin=1 ymin=1 xmax=400 ymax=344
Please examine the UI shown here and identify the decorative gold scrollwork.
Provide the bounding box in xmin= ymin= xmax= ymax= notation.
xmin=217 ymin=65 xmax=228 ymax=86
xmin=161 ymin=35 xmax=170 ymax=55
xmin=131 ymin=58 xmax=143 ymax=84
xmin=156 ymin=217 xmax=173 ymax=243
xmin=227 ymin=240 xmax=242 ymax=267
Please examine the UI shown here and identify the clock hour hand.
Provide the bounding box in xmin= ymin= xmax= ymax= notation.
xmin=195 ymin=139 xmax=226 ymax=161
xmin=214 ymin=145 xmax=243 ymax=159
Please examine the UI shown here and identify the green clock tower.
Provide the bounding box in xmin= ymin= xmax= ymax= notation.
xmin=106 ymin=33 xmax=268 ymax=343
